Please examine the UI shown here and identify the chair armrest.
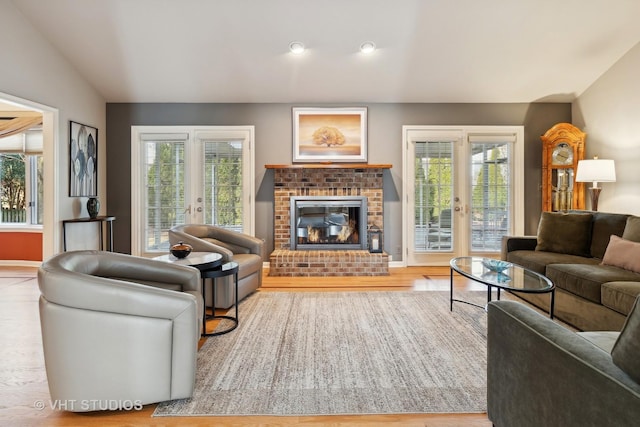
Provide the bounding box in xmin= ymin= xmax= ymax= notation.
xmin=209 ymin=227 xmax=264 ymax=257
xmin=170 ymin=225 xmax=264 ymax=260
xmin=38 ymin=251 xmax=202 ymax=319
xmin=94 ymin=253 xmax=201 ymax=293
xmin=169 ymin=229 xmax=234 ymax=260
xmin=500 ymin=235 xmax=537 ymax=260
xmin=487 ymin=301 xmax=640 ymax=427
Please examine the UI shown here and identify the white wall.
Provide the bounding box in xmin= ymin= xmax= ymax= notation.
xmin=0 ymin=1 xmax=106 ymax=258
xmin=573 ymin=42 xmax=640 ymax=215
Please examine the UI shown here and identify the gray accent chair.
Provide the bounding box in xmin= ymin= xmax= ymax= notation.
xmin=169 ymin=224 xmax=264 ymax=308
xmin=487 ymin=300 xmax=640 ymax=427
xmin=38 ymin=250 xmax=203 ymax=412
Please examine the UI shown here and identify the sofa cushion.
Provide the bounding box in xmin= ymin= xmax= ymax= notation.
xmin=535 ymin=212 xmax=593 ymax=257
xmin=590 ymin=212 xmax=630 ymax=259
xmin=612 ymin=296 xmax=640 ymax=383
xmin=622 ymin=215 xmax=640 ymax=243
xmin=602 ymin=235 xmax=640 ymax=274
xmin=546 ymin=264 xmax=640 ymax=304
xmin=506 ymin=250 xmax=599 ymax=275
xmin=602 ymin=282 xmax=640 ymax=316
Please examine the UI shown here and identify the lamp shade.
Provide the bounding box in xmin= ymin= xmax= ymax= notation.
xmin=575 ymin=159 xmax=616 ymax=184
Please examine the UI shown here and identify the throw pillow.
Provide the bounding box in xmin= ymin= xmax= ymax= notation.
xmin=601 ymin=235 xmax=640 ymax=274
xmin=612 ymin=296 xmax=640 ymax=383
xmin=622 ymin=215 xmax=640 ymax=243
xmin=535 ymin=212 xmax=593 ymax=256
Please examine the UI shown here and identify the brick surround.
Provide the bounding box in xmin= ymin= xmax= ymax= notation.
xmin=266 ymin=165 xmax=390 ymax=276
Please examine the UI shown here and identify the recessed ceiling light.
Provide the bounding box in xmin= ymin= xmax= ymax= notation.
xmin=289 ymin=41 xmax=305 ymax=54
xmin=360 ymin=41 xmax=376 ymax=54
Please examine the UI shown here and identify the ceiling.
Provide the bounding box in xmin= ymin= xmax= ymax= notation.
xmin=10 ymin=0 xmax=640 ymax=104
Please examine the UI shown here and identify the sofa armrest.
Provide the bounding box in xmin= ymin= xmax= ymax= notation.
xmin=500 ymin=235 xmax=537 ymax=260
xmin=487 ymin=301 xmax=640 ymax=427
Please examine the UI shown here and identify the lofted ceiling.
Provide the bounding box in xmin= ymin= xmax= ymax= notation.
xmin=10 ymin=0 xmax=640 ymax=104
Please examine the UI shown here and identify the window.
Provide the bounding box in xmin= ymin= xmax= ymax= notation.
xmin=143 ymin=136 xmax=186 ymax=251
xmin=202 ymin=140 xmax=244 ymax=231
xmin=0 ymin=129 xmax=43 ymax=226
xmin=469 ymin=136 xmax=512 ymax=251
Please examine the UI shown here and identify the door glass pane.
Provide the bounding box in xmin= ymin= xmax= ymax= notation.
xmin=203 ymin=141 xmax=243 ymax=232
xmin=470 ymin=142 xmax=510 ymax=251
xmin=414 ymin=141 xmax=453 ymax=252
xmin=144 ymin=140 xmax=185 ymax=251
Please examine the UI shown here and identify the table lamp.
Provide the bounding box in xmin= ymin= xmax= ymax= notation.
xmin=575 ymin=157 xmax=616 ymax=211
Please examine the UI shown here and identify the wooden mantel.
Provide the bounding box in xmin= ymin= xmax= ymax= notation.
xmin=265 ymin=163 xmax=392 ymax=169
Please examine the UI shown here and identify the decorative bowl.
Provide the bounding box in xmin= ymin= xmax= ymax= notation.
xmin=482 ymin=259 xmax=511 ymax=273
xmin=170 ymin=241 xmax=193 ymax=259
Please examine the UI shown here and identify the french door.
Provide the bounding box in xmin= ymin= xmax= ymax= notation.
xmin=131 ymin=126 xmax=254 ymax=257
xmin=403 ymin=126 xmax=524 ymax=266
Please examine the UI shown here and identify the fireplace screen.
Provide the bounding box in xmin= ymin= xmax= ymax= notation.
xmin=290 ymin=196 xmax=368 ymax=250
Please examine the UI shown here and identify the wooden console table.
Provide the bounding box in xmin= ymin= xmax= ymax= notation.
xmin=62 ymin=216 xmax=116 ymax=251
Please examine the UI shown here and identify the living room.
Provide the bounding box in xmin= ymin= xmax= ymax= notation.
xmin=2 ymin=1 xmax=640 ymax=426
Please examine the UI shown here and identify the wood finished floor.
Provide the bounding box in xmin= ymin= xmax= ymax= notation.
xmin=0 ymin=266 xmax=491 ymax=427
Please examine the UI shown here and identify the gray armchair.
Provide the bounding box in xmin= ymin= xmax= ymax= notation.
xmin=169 ymin=224 xmax=264 ymax=308
xmin=487 ymin=300 xmax=640 ymax=427
xmin=38 ymin=250 xmax=203 ymax=412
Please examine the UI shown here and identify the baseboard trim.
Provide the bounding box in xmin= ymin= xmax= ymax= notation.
xmin=0 ymin=260 xmax=41 ymax=267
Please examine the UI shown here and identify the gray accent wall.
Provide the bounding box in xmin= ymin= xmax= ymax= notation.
xmin=107 ymin=102 xmax=571 ymax=261
xmin=573 ymin=42 xmax=640 ymax=215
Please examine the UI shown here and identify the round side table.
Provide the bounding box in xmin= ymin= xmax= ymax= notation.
xmin=201 ymin=261 xmax=239 ymax=336
xmin=152 ymin=252 xmax=224 ymax=336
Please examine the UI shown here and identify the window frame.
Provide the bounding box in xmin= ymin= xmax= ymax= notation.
xmin=0 ymin=152 xmax=43 ymax=228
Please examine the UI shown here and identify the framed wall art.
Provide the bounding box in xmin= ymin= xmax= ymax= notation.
xmin=292 ymin=107 xmax=368 ymax=163
xmin=69 ymin=120 xmax=98 ymax=197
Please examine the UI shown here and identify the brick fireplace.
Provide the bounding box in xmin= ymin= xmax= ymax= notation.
xmin=266 ymin=164 xmax=390 ymax=276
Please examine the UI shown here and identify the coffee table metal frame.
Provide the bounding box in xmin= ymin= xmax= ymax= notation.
xmin=450 ymin=256 xmax=555 ymax=319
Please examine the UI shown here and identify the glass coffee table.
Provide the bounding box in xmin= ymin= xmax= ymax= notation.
xmin=450 ymin=256 xmax=555 ymax=318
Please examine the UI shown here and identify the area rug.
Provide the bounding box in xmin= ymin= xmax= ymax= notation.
xmin=154 ymin=290 xmax=493 ymax=417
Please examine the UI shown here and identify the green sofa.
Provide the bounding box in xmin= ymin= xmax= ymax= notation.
xmin=487 ymin=299 xmax=640 ymax=427
xmin=502 ymin=211 xmax=640 ymax=331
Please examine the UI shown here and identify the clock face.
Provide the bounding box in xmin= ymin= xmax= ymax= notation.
xmin=551 ymin=142 xmax=574 ymax=165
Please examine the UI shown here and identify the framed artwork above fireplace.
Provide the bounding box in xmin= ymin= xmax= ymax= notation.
xmin=292 ymin=107 xmax=367 ymax=163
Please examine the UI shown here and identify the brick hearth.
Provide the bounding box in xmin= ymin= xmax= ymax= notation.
xmin=266 ymin=164 xmax=391 ymax=277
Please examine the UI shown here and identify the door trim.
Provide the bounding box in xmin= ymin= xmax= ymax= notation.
xmin=0 ymin=91 xmax=59 ymax=262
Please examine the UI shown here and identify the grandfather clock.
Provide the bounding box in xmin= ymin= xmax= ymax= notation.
xmin=541 ymin=123 xmax=586 ymax=212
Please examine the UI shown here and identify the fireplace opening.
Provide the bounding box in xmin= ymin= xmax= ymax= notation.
xmin=290 ymin=196 xmax=368 ymax=250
